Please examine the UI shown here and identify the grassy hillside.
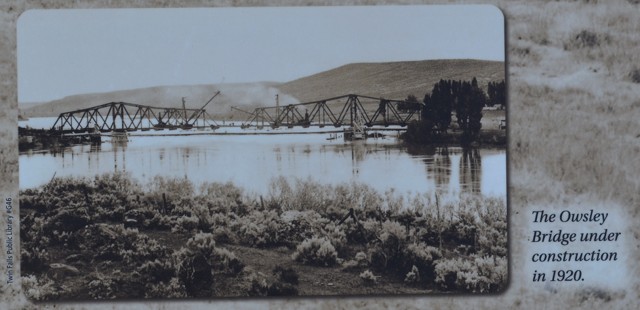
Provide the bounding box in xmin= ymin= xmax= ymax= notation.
xmin=277 ymin=59 xmax=505 ymax=102
xmin=21 ymin=59 xmax=504 ymax=119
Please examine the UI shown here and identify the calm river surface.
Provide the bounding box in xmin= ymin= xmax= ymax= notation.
xmin=19 ymin=130 xmax=506 ymax=198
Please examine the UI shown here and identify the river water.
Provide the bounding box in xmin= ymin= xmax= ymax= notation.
xmin=19 ymin=118 xmax=506 ymax=198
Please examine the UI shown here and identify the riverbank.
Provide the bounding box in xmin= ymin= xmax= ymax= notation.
xmin=18 ymin=127 xmax=98 ymax=152
xmin=401 ymin=108 xmax=507 ymax=147
xmin=402 ymin=128 xmax=507 ymax=147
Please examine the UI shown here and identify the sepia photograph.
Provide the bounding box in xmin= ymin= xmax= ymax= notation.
xmin=17 ymin=5 xmax=507 ymax=300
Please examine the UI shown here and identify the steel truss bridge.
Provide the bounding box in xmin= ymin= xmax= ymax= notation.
xmin=51 ymin=102 xmax=219 ymax=134
xmin=241 ymin=94 xmax=421 ymax=129
xmin=50 ymin=94 xmax=422 ymax=134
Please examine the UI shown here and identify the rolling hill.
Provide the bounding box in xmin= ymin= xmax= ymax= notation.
xmin=20 ymin=59 xmax=504 ymax=119
xmin=277 ymin=59 xmax=505 ymax=102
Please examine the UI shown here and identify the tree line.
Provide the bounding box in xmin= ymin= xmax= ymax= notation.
xmin=401 ymin=78 xmax=505 ymax=145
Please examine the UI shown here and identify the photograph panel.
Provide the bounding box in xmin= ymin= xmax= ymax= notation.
xmin=17 ymin=5 xmax=507 ymax=300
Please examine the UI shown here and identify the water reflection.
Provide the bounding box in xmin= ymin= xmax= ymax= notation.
xmin=19 ymin=134 xmax=506 ymax=197
xmin=350 ymin=142 xmax=366 ymax=176
xmin=429 ymin=147 xmax=452 ymax=192
xmin=460 ymin=148 xmax=482 ymax=194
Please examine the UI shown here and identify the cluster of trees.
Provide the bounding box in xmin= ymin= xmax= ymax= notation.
xmin=402 ymin=78 xmax=505 ymax=145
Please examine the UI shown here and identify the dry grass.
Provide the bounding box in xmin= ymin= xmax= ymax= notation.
xmin=507 ymin=0 xmax=640 ymax=208
xmin=278 ymin=59 xmax=505 ymax=102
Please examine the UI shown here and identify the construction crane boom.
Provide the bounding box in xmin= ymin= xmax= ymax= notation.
xmin=186 ymin=91 xmax=221 ymax=123
xmin=230 ymin=106 xmax=255 ymax=116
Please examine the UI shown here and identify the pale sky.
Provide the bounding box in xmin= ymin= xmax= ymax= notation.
xmin=17 ymin=5 xmax=504 ymax=103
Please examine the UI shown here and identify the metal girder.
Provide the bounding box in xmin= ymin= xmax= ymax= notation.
xmin=236 ymin=94 xmax=422 ymax=128
xmin=51 ymin=102 xmax=216 ymax=133
xmin=50 ymin=94 xmax=423 ymax=133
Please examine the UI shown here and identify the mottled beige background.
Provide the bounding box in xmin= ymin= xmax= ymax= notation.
xmin=1 ymin=0 xmax=639 ymax=309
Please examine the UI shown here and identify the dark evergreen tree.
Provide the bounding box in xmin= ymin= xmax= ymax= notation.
xmin=456 ymin=77 xmax=486 ymax=144
xmin=436 ymin=80 xmax=453 ymax=132
xmin=421 ymin=93 xmax=434 ymax=125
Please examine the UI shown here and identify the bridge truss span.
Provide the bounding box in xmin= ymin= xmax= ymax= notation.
xmin=49 ymin=93 xmax=423 ymax=134
xmin=242 ymin=94 xmax=423 ymax=129
xmin=51 ymin=101 xmax=218 ymax=134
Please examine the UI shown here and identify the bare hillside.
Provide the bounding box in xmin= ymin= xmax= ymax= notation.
xmin=21 ymin=59 xmax=504 ymax=118
xmin=276 ymin=59 xmax=505 ymax=102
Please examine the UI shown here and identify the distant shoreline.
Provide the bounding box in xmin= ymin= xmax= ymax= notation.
xmin=401 ymin=129 xmax=507 ymax=148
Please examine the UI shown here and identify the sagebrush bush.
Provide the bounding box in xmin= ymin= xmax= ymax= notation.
xmin=355 ymin=251 xmax=368 ymax=266
xmin=368 ymin=220 xmax=408 ymax=272
xmin=233 ymin=210 xmax=285 ymax=247
xmin=88 ymin=276 xmax=118 ymax=299
xmin=434 ymin=255 xmax=507 ymax=293
xmin=172 ymin=215 xmax=200 ymax=233
xmin=379 ymin=220 xmax=407 ymax=250
xmin=401 ymin=243 xmax=442 ymax=284
xmin=144 ymin=277 xmax=187 ymax=299
xmin=359 ymin=270 xmax=377 ymax=285
xmin=22 ymin=275 xmax=59 ymax=301
xmin=173 ymin=233 xmax=244 ymax=296
xmin=73 ymin=224 xmax=169 ymax=264
xmin=341 ymin=251 xmax=370 ymax=272
xmin=280 ymin=210 xmax=327 ymax=244
xmin=246 ymin=271 xmax=270 ymax=296
xmin=136 ymin=259 xmax=175 ymax=283
xmin=404 ymin=265 xmax=420 ymax=284
xmin=291 ymin=237 xmax=338 ymax=267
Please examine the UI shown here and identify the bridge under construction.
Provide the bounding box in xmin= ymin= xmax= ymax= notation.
xmin=49 ymin=93 xmax=422 ymax=135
